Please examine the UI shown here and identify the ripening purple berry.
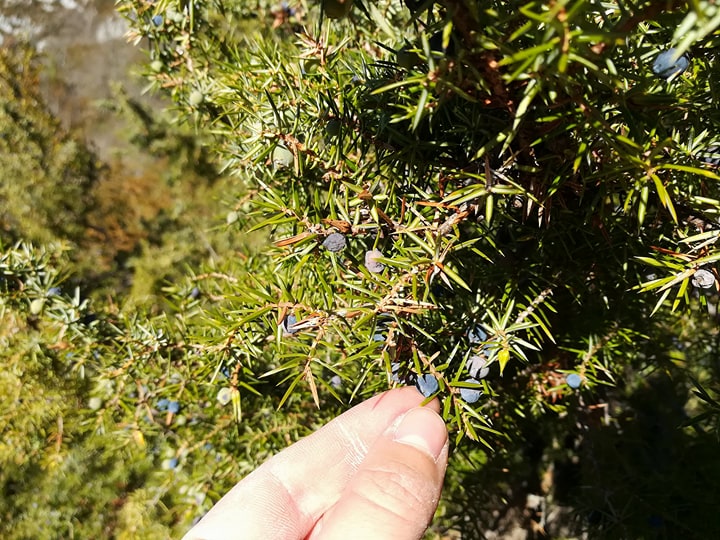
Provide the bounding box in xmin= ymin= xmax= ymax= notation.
xmin=691 ymin=268 xmax=715 ymax=289
xmin=459 ymin=378 xmax=482 ymax=403
xmin=698 ymin=145 xmax=720 ymax=167
xmin=390 ymin=362 xmax=401 ymax=383
xmin=373 ymin=333 xmax=386 ymax=352
xmin=467 ymin=325 xmax=488 ymax=345
xmin=466 ymin=355 xmax=490 ymax=379
xmin=162 ymin=457 xmax=178 ymax=470
xmin=322 ymin=232 xmax=346 ymax=252
xmin=216 ymin=387 xmax=232 ymax=406
xmin=281 ymin=314 xmax=299 ymax=335
xmin=652 ymin=48 xmax=690 ymax=80
xmin=415 ymin=374 xmax=439 ymax=397
xmin=566 ymin=373 xmax=582 ymax=389
xmin=365 ymin=249 xmax=385 ymax=273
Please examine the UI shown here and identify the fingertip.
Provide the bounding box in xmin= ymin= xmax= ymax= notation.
xmin=393 ymin=407 xmax=448 ymax=462
xmin=376 ymin=386 xmax=441 ymax=414
xmin=309 ymin=405 xmax=448 ymax=539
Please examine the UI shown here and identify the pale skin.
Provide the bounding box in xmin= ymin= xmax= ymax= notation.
xmin=183 ymin=387 xmax=449 ymax=540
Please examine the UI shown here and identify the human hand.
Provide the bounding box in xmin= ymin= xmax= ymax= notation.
xmin=183 ymin=386 xmax=449 ymax=540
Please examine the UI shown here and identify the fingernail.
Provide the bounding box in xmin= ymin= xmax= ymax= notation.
xmin=393 ymin=407 xmax=447 ymax=461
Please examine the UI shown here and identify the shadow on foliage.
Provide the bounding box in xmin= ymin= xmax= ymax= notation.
xmin=441 ymin=371 xmax=720 ymax=539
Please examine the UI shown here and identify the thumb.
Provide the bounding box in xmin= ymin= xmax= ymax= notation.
xmin=309 ymin=406 xmax=449 ymax=540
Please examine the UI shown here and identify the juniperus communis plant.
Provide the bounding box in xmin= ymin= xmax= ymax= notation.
xmin=118 ymin=0 xmax=720 ymax=417
xmin=114 ymin=0 xmax=720 ymax=533
xmin=11 ymin=0 xmax=715 ymax=536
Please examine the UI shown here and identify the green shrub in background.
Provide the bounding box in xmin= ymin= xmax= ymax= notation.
xmin=0 ymin=45 xmax=100 ymax=245
xmin=0 ymin=41 xmax=238 ymax=305
xmin=5 ymin=0 xmax=720 ymax=538
xmin=0 ymin=241 xmax=345 ymax=539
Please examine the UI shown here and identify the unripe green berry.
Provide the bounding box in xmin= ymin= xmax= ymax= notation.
xmin=272 ymin=145 xmax=294 ymax=168
xmin=189 ymin=90 xmax=204 ymax=106
xmin=396 ymin=47 xmax=421 ymax=70
xmin=404 ymin=0 xmax=425 ymax=12
xmin=30 ymin=298 xmax=44 ymax=315
xmin=323 ymin=0 xmax=353 ymax=19
xmin=325 ymin=118 xmax=342 ymax=137
xmin=88 ymin=397 xmax=103 ymax=410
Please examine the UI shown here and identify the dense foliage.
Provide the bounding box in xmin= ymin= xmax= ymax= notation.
xmin=5 ymin=1 xmax=720 ymax=538
xmin=0 ymin=45 xmax=100 ymax=245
